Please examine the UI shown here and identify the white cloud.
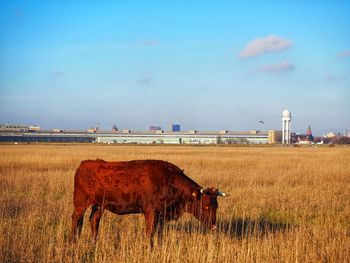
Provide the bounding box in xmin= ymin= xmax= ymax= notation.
xmin=337 ymin=50 xmax=350 ymax=58
xmin=257 ymin=60 xmax=294 ymax=73
xmin=240 ymin=35 xmax=293 ymax=58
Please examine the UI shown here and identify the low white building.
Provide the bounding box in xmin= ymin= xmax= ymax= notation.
xmin=95 ymin=130 xmax=272 ymax=144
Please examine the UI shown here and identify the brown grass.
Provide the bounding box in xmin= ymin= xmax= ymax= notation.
xmin=0 ymin=144 xmax=349 ymax=262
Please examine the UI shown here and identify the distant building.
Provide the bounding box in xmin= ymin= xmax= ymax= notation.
xmin=0 ymin=124 xmax=28 ymax=132
xmin=343 ymin=129 xmax=350 ymax=137
xmin=268 ymin=130 xmax=282 ymax=144
xmin=306 ymin=125 xmax=313 ymax=142
xmin=149 ymin=126 xmax=162 ymax=132
xmin=169 ymin=124 xmax=181 ymax=132
xmin=296 ymin=125 xmax=314 ymax=144
xmin=325 ymin=132 xmax=336 ymax=138
xmin=87 ymin=124 xmax=99 ymax=133
xmin=28 ymin=125 xmax=41 ymax=132
xmin=94 ymin=130 xmax=272 ymax=144
xmin=0 ymin=127 xmax=282 ymax=144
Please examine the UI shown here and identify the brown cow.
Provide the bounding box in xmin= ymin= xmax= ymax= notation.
xmin=70 ymin=159 xmax=226 ymax=245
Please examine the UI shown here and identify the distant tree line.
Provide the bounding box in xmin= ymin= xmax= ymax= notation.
xmin=314 ymin=136 xmax=350 ymax=145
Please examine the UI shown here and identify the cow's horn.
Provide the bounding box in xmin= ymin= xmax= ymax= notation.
xmin=217 ymin=191 xmax=227 ymax=197
xmin=200 ymin=188 xmax=204 ymax=194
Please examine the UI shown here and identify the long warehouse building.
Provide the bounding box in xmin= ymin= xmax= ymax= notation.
xmin=0 ymin=125 xmax=282 ymax=144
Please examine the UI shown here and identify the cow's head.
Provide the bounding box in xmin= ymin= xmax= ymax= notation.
xmin=191 ymin=187 xmax=227 ymax=230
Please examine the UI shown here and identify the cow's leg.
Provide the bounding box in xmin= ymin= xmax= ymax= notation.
xmin=89 ymin=204 xmax=99 ymax=222
xmin=70 ymin=207 xmax=86 ymax=242
xmin=89 ymin=205 xmax=103 ymax=239
xmin=70 ymin=189 xmax=89 ymax=242
xmin=144 ymin=209 xmax=159 ymax=247
xmin=157 ymin=213 xmax=166 ymax=243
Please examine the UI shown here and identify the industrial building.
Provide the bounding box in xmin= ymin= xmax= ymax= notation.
xmin=95 ymin=130 xmax=272 ymax=144
xmin=0 ymin=124 xmax=281 ymax=144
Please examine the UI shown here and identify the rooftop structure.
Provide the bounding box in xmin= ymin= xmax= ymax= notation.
xmin=149 ymin=126 xmax=162 ymax=132
xmin=112 ymin=124 xmax=118 ymax=132
xmin=169 ymin=124 xmax=180 ymax=132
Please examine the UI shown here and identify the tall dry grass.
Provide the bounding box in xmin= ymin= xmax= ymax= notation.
xmin=0 ymin=144 xmax=349 ymax=262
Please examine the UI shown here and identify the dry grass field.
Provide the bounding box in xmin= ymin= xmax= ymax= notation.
xmin=0 ymin=144 xmax=349 ymax=263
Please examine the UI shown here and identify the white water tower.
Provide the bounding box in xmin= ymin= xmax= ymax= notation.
xmin=282 ymin=109 xmax=292 ymax=144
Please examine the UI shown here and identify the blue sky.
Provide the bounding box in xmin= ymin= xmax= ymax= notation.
xmin=0 ymin=1 xmax=349 ymax=135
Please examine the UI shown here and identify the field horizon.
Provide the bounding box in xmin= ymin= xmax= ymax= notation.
xmin=1 ymin=144 xmax=349 ymax=262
